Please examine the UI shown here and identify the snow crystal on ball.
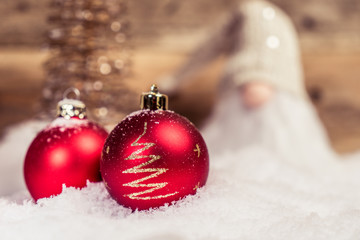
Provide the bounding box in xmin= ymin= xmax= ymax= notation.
xmin=47 ymin=117 xmax=89 ymax=129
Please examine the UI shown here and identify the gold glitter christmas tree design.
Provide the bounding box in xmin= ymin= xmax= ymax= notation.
xmin=122 ymin=122 xmax=178 ymax=200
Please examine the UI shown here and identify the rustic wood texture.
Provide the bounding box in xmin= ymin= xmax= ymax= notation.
xmin=1 ymin=47 xmax=360 ymax=153
xmin=0 ymin=0 xmax=359 ymax=153
xmin=1 ymin=0 xmax=359 ymax=49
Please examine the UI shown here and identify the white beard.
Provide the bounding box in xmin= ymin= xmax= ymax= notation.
xmin=201 ymin=90 xmax=337 ymax=171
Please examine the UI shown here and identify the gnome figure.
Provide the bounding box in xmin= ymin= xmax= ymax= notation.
xmin=159 ymin=0 xmax=336 ymax=168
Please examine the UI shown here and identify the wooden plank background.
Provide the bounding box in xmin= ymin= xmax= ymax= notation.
xmin=0 ymin=0 xmax=359 ymax=153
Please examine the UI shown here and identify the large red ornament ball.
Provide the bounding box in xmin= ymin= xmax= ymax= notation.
xmin=101 ymin=110 xmax=209 ymax=211
xmin=24 ymin=118 xmax=108 ymax=200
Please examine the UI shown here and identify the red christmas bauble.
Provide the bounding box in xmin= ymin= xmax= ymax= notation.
xmin=24 ymin=93 xmax=108 ymax=201
xmin=101 ymin=109 xmax=209 ymax=211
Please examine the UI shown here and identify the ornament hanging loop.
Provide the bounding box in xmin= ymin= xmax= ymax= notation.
xmin=63 ymin=87 xmax=81 ymax=100
xmin=57 ymin=87 xmax=87 ymax=119
xmin=141 ymin=84 xmax=168 ymax=110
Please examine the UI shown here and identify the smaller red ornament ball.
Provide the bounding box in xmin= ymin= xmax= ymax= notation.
xmin=101 ymin=85 xmax=209 ymax=211
xmin=24 ymin=92 xmax=108 ymax=201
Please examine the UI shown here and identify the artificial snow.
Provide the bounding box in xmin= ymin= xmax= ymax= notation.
xmin=2 ymin=93 xmax=360 ymax=239
xmin=47 ymin=117 xmax=88 ymax=129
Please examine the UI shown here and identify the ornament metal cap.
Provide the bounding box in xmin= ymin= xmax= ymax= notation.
xmin=57 ymin=87 xmax=87 ymax=119
xmin=141 ymin=84 xmax=168 ymax=110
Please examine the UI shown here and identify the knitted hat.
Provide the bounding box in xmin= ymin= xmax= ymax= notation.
xmin=159 ymin=0 xmax=306 ymax=100
xmin=223 ymin=0 xmax=306 ymax=99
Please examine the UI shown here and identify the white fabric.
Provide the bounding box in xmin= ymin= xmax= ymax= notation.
xmin=159 ymin=0 xmax=306 ymax=99
xmin=225 ymin=0 xmax=306 ymax=99
xmin=202 ymin=90 xmax=336 ymax=171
